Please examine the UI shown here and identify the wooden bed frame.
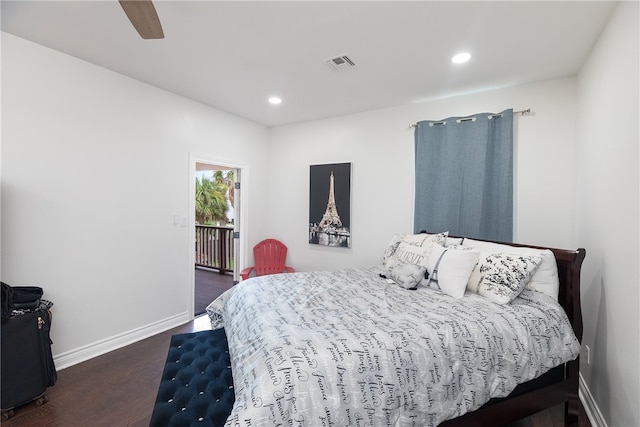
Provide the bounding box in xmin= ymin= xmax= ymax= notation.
xmin=440 ymin=241 xmax=586 ymax=427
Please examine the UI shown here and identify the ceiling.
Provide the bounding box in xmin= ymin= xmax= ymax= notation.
xmin=1 ymin=1 xmax=617 ymax=127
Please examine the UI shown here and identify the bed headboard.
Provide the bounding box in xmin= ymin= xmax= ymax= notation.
xmin=540 ymin=245 xmax=586 ymax=341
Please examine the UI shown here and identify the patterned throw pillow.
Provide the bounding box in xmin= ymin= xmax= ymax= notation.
xmin=476 ymin=253 xmax=542 ymax=304
xmin=387 ymin=259 xmax=426 ymax=290
xmin=462 ymin=238 xmax=560 ymax=300
xmin=383 ymin=232 xmax=447 ymax=272
xmin=382 ymin=234 xmax=406 ymax=266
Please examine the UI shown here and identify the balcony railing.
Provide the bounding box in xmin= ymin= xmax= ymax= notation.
xmin=195 ymin=225 xmax=234 ymax=273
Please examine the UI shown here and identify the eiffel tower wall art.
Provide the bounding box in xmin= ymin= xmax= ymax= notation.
xmin=309 ymin=162 xmax=351 ymax=248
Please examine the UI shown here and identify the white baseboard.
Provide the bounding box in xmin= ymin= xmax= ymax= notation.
xmin=579 ymin=373 xmax=608 ymax=427
xmin=53 ymin=311 xmax=191 ymax=370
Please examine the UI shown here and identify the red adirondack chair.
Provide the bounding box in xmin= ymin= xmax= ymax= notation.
xmin=239 ymin=238 xmax=294 ymax=280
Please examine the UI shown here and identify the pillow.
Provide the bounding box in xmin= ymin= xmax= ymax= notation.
xmin=445 ymin=236 xmax=464 ymax=246
xmin=387 ymin=260 xmax=426 ymax=290
xmin=403 ymin=232 xmax=447 ymax=245
xmin=382 ymin=234 xmax=405 ymax=266
xmin=424 ymin=244 xmax=480 ymax=298
xmin=476 ymin=253 xmax=542 ymax=304
xmin=383 ymin=233 xmax=447 ymax=271
xmin=462 ymin=238 xmax=560 ymax=300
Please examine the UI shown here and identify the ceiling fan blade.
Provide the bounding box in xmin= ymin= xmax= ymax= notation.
xmin=119 ymin=0 xmax=164 ymax=39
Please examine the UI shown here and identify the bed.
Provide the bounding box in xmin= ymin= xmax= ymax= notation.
xmin=206 ymin=233 xmax=586 ymax=426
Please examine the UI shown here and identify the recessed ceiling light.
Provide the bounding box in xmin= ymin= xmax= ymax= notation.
xmin=451 ymin=52 xmax=471 ymax=64
xmin=268 ymin=97 xmax=282 ymax=105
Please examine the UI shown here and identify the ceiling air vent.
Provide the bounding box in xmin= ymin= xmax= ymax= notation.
xmin=325 ymin=54 xmax=356 ymax=71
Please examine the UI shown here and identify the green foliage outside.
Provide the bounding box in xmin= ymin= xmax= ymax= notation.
xmin=195 ymin=170 xmax=234 ymax=225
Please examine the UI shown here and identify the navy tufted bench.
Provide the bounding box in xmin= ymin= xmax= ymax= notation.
xmin=150 ymin=329 xmax=235 ymax=426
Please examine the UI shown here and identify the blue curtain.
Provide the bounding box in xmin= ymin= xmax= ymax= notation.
xmin=413 ymin=109 xmax=513 ymax=242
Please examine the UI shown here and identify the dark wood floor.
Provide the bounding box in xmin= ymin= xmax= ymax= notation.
xmin=3 ymin=310 xmax=592 ymax=427
xmin=504 ymin=405 xmax=591 ymax=427
xmin=194 ymin=267 xmax=234 ymax=315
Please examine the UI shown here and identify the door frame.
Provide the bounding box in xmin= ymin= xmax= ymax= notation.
xmin=188 ymin=153 xmax=247 ymax=318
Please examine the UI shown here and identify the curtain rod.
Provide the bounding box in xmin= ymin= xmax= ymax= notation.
xmin=409 ymin=108 xmax=531 ymax=129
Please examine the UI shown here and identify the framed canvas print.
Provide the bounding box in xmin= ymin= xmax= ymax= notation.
xmin=309 ymin=162 xmax=351 ymax=248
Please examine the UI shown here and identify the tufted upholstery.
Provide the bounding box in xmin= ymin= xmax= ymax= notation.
xmin=150 ymin=329 xmax=235 ymax=426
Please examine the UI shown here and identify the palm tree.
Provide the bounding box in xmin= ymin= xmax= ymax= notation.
xmin=195 ymin=175 xmax=227 ymax=225
xmin=225 ymin=170 xmax=235 ymax=207
xmin=212 ymin=170 xmax=235 ymax=209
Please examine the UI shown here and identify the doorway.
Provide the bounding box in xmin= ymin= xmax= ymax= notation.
xmin=189 ymin=156 xmax=243 ymax=317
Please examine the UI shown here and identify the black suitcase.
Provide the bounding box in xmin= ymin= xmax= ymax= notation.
xmin=1 ymin=303 xmax=57 ymax=420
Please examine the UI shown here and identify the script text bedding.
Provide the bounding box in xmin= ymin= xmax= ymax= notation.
xmin=207 ymin=266 xmax=580 ymax=426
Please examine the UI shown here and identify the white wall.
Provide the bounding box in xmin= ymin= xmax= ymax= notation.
xmin=268 ymin=78 xmax=578 ymax=272
xmin=1 ymin=33 xmax=270 ymax=367
xmin=575 ymin=2 xmax=639 ymax=426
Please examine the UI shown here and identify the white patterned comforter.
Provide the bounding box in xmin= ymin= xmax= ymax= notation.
xmin=206 ymin=267 xmax=579 ymax=427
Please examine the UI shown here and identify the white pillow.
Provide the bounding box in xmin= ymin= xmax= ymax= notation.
xmin=476 ymin=253 xmax=542 ymax=304
xmin=383 ymin=233 xmax=447 ymax=270
xmin=424 ymin=244 xmax=480 ymax=298
xmin=462 ymin=238 xmax=560 ymax=300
